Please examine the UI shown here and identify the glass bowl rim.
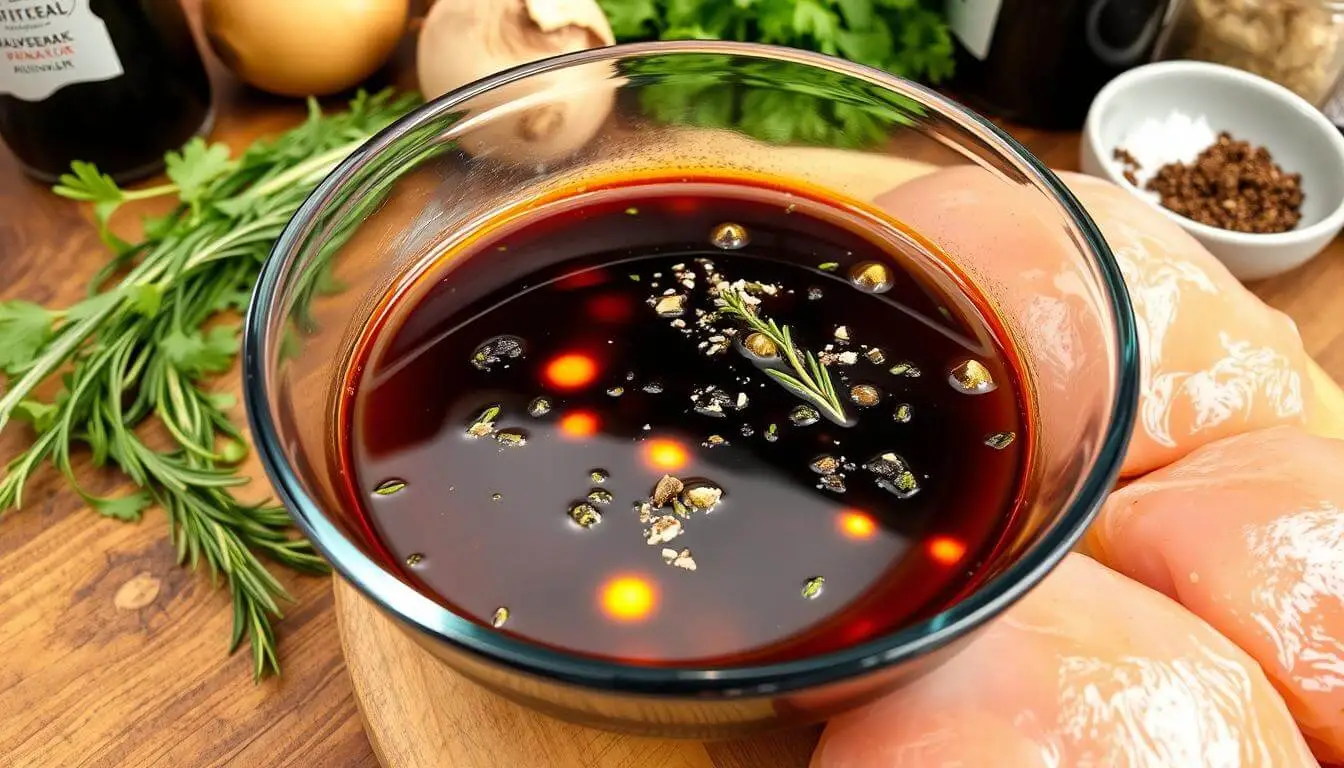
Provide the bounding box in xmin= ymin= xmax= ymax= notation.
xmin=243 ymin=40 xmax=1140 ymax=697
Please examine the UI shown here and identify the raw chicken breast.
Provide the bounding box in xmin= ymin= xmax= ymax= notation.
xmin=875 ymin=168 xmax=1312 ymax=477
xmin=1089 ymin=426 xmax=1344 ymax=763
xmin=1059 ymin=172 xmax=1312 ymax=475
xmin=811 ymin=554 xmax=1316 ymax=768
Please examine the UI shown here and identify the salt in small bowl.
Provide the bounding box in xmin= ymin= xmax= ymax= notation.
xmin=1081 ymin=60 xmax=1344 ymax=281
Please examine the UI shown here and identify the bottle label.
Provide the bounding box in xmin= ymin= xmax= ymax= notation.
xmin=947 ymin=0 xmax=1003 ymax=61
xmin=0 ymin=0 xmax=124 ymax=102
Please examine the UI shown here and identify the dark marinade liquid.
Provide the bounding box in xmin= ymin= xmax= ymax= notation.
xmin=345 ymin=175 xmax=1029 ymax=667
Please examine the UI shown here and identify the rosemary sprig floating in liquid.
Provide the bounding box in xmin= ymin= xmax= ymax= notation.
xmin=715 ymin=285 xmax=849 ymax=425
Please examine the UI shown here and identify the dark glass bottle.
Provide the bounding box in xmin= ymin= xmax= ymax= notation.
xmin=946 ymin=0 xmax=1172 ymax=129
xmin=0 ymin=0 xmax=212 ymax=183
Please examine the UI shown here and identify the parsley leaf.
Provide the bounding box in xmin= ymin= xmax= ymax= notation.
xmin=162 ymin=325 xmax=239 ymax=378
xmin=166 ymin=139 xmax=234 ymax=214
xmin=12 ymin=400 xmax=57 ymax=433
xmin=53 ymin=160 xmax=123 ymax=209
xmin=600 ymin=0 xmax=953 ymax=146
xmin=87 ymin=491 xmax=153 ymax=522
xmin=605 ymin=0 xmax=659 ymax=37
xmin=0 ymin=301 xmax=54 ymax=374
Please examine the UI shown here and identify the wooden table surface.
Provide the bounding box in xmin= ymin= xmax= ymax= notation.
xmin=4 ymin=23 xmax=1344 ymax=768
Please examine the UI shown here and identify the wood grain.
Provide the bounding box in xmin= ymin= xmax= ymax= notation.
xmin=335 ymin=579 xmax=821 ymax=768
xmin=1 ymin=7 xmax=1343 ymax=767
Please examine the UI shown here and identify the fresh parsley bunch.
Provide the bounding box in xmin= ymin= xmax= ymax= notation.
xmin=0 ymin=89 xmax=420 ymax=680
xmin=599 ymin=0 xmax=954 ymax=146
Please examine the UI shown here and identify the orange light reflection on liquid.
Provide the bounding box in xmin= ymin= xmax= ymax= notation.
xmin=838 ymin=510 xmax=877 ymax=540
xmin=643 ymin=439 xmax=689 ymax=471
xmin=545 ymin=353 xmax=598 ymax=389
xmin=559 ymin=410 xmax=600 ymax=438
xmin=599 ymin=575 xmax=657 ymax=622
xmin=928 ymin=536 xmax=966 ymax=565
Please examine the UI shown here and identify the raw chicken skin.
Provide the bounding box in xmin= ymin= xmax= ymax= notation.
xmin=875 ymin=169 xmax=1312 ymax=477
xmin=1089 ymin=427 xmax=1344 ymax=764
xmin=1059 ymin=173 xmax=1310 ymax=475
xmin=811 ymin=554 xmax=1317 ymax=768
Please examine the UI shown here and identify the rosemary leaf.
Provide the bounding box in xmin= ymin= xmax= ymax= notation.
xmin=0 ymin=89 xmax=421 ymax=680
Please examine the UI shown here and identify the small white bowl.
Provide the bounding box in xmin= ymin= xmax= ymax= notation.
xmin=1081 ymin=60 xmax=1344 ymax=281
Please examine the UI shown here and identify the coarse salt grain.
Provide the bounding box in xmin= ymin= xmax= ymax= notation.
xmin=1109 ymin=111 xmax=1217 ymax=198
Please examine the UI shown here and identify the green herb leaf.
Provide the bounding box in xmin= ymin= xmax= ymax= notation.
xmin=12 ymin=399 xmax=57 ymax=433
xmin=604 ymin=0 xmax=659 ymax=37
xmin=53 ymin=160 xmax=123 ymax=206
xmin=88 ymin=490 xmax=152 ymax=522
xmin=130 ymin=284 xmax=163 ymax=317
xmin=603 ymin=0 xmax=951 ymax=147
xmin=0 ymin=301 xmax=55 ymax=374
xmin=166 ymin=139 xmax=234 ymax=208
xmin=0 ymin=89 xmax=420 ymax=681
xmin=218 ymin=439 xmax=248 ymax=464
xmin=163 ymin=325 xmax=240 ymax=378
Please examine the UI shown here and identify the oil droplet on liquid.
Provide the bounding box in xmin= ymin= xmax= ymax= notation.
xmin=710 ymin=222 xmax=750 ymax=250
xmin=949 ymin=359 xmax=997 ymax=394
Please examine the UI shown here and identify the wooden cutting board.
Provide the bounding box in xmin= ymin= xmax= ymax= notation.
xmin=333 ymin=578 xmax=821 ymax=768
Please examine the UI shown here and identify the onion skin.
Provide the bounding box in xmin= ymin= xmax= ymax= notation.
xmin=204 ymin=0 xmax=409 ymax=98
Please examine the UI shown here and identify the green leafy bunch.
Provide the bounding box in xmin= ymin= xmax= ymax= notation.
xmin=598 ymin=0 xmax=954 ymax=147
xmin=624 ymin=53 xmax=927 ymax=148
xmin=0 ymin=89 xmax=420 ymax=679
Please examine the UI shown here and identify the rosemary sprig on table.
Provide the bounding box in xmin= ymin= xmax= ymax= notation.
xmin=715 ymin=285 xmax=849 ymax=425
xmin=0 ymin=89 xmax=421 ymax=680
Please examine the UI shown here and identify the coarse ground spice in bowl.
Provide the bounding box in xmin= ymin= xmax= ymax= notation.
xmin=1081 ymin=60 xmax=1344 ymax=281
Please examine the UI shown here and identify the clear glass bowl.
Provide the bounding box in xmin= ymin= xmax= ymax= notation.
xmin=244 ymin=41 xmax=1139 ymax=737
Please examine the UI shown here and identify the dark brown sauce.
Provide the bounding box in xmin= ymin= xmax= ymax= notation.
xmin=342 ymin=174 xmax=1031 ymax=666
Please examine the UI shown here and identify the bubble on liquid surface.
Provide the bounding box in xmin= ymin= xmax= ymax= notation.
xmin=527 ymin=397 xmax=552 ymax=417
xmin=864 ymin=452 xmax=920 ymax=499
xmin=606 ymin=386 xmax=625 ymax=397
xmin=493 ymin=428 xmax=528 ymax=447
xmin=589 ymin=469 xmax=609 ymax=484
xmin=743 ymin=332 xmax=778 ymax=358
xmin=810 ymin=455 xmax=840 ymax=475
xmin=692 ymin=387 xmax=733 ymax=418
xmin=950 ymin=359 xmax=997 ymax=394
xmin=654 ymin=295 xmax=686 ymax=317
xmin=569 ymin=502 xmax=602 ymax=529
xmin=802 ymin=576 xmax=825 ymax=600
xmin=642 ymin=381 xmax=664 ymax=394
xmin=893 ymin=403 xmax=912 ymax=423
xmin=710 ymin=222 xmax=749 ymax=250
xmin=889 ymin=361 xmax=922 ymax=378
xmin=683 ymin=482 xmax=723 ymax=512
xmin=818 ymin=474 xmax=847 ymax=493
xmin=470 ymin=335 xmax=525 ymax=371
xmin=790 ymin=405 xmax=820 ymax=427
xmin=849 ymin=262 xmax=892 ymax=293
xmin=849 ymin=384 xmax=881 ymax=408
